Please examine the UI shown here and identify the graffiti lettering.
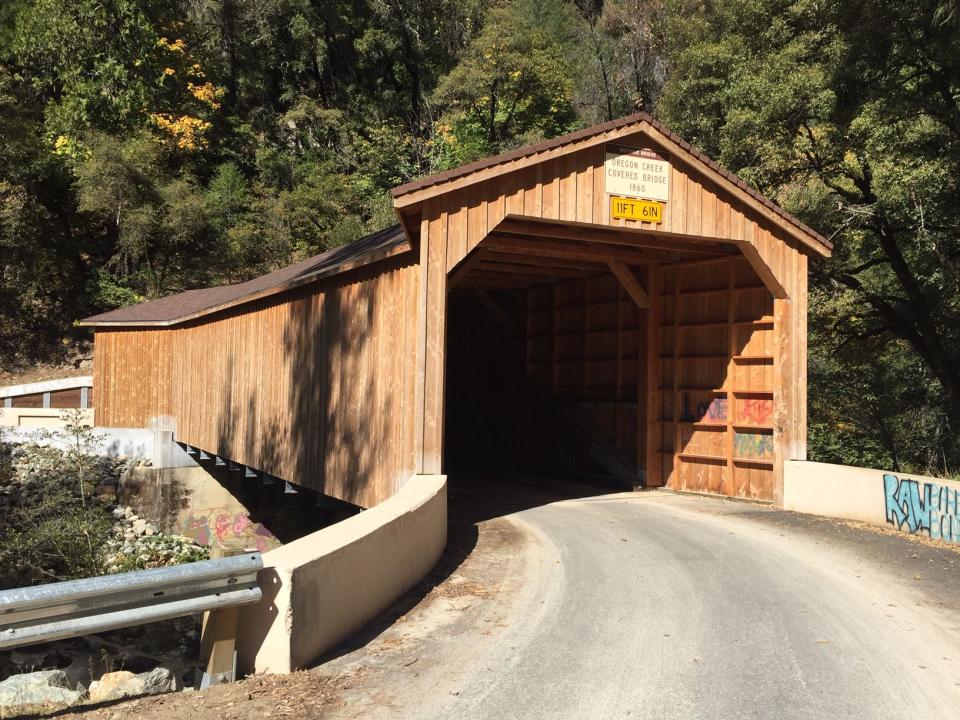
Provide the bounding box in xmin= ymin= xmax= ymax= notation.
xmin=737 ymin=398 xmax=773 ymax=425
xmin=681 ymin=393 xmax=728 ymax=423
xmin=884 ymin=474 xmax=960 ymax=544
xmin=698 ymin=398 xmax=727 ymax=422
xmin=733 ymin=431 xmax=773 ymax=460
xmin=180 ymin=509 xmax=279 ymax=552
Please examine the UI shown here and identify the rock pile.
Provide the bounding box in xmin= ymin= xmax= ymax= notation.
xmin=0 ymin=442 xmax=147 ymax=509
xmin=0 ymin=665 xmax=179 ymax=713
xmin=101 ymin=506 xmax=209 ymax=573
xmin=0 ymin=669 xmax=86 ymax=711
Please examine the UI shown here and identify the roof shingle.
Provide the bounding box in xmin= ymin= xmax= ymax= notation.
xmin=81 ymin=225 xmax=408 ymax=327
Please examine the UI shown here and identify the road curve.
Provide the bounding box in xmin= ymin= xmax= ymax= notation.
xmin=413 ymin=490 xmax=960 ymax=720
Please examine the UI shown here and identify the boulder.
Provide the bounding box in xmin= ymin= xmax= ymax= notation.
xmin=88 ymin=667 xmax=176 ymax=703
xmin=0 ymin=669 xmax=85 ymax=710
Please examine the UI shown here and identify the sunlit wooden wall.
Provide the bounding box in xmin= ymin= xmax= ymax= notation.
xmin=413 ymin=125 xmax=813 ymax=501
xmin=94 ymin=254 xmax=420 ymax=508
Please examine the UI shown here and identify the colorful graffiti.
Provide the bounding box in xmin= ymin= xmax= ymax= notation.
xmin=680 ymin=393 xmax=728 ymax=423
xmin=737 ymin=398 xmax=773 ymax=425
xmin=182 ymin=510 xmax=278 ymax=552
xmin=733 ymin=431 xmax=773 ymax=460
xmin=884 ymin=474 xmax=960 ymax=545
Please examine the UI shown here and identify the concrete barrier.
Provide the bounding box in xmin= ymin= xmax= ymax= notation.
xmin=785 ymin=460 xmax=960 ymax=545
xmin=237 ymin=474 xmax=447 ymax=674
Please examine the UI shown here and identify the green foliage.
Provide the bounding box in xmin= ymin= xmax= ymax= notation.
xmin=2 ymin=0 xmax=958 ymax=474
xmin=433 ymin=0 xmax=582 ymax=156
xmin=0 ymin=442 xmax=114 ymax=587
xmin=656 ymin=0 xmax=960 ymax=474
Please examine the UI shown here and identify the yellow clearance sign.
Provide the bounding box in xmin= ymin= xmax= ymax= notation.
xmin=610 ymin=196 xmax=664 ymax=223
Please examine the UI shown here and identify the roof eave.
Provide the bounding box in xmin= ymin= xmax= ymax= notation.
xmin=81 ymin=239 xmax=412 ymax=329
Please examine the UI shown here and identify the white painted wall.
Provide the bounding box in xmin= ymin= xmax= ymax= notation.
xmin=1 ymin=424 xmax=197 ymax=468
xmin=0 ymin=407 xmax=94 ymax=429
xmin=784 ymin=460 xmax=960 ymax=544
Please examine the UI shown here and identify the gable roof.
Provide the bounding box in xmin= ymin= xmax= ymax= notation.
xmin=392 ymin=112 xmax=830 ymax=254
xmin=80 ymin=225 xmax=409 ymax=327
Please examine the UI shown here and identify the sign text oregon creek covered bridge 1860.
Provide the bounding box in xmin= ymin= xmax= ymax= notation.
xmin=81 ymin=114 xmax=831 ymax=509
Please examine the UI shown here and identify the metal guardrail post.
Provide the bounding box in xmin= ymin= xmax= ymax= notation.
xmin=198 ymin=547 xmax=246 ymax=687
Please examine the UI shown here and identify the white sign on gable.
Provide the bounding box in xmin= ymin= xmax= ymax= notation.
xmin=604 ymin=144 xmax=670 ymax=202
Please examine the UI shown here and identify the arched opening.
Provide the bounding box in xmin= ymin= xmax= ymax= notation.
xmin=441 ymin=219 xmax=777 ymax=500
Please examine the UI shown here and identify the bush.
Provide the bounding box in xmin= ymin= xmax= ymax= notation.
xmin=0 ymin=434 xmax=132 ymax=587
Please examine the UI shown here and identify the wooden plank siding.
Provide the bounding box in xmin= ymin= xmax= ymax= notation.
xmin=419 ymin=131 xmax=796 ymax=291
xmin=415 ymin=128 xmax=813 ymax=501
xmin=94 ymin=254 xmax=420 ymax=508
xmin=91 ymin=118 xmax=819 ymax=508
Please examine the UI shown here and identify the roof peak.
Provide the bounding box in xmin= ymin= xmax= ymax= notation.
xmin=391 ymin=113 xmax=829 ymax=253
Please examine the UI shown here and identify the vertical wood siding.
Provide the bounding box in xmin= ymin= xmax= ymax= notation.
xmin=523 ymin=274 xmax=647 ymax=470
xmin=94 ymin=255 xmax=419 ymax=508
xmin=415 ymin=131 xmax=813 ymax=499
xmin=644 ymin=252 xmax=808 ymax=502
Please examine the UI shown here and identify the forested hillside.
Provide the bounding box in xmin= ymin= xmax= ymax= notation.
xmin=1 ymin=0 xmax=958 ymax=475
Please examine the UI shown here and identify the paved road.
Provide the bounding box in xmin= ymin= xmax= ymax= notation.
xmin=406 ymin=487 xmax=960 ymax=720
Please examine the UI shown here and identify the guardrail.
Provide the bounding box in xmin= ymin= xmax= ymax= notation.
xmin=0 ymin=552 xmax=263 ymax=652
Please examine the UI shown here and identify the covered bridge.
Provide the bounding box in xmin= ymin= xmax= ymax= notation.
xmin=82 ymin=113 xmax=830 ymax=509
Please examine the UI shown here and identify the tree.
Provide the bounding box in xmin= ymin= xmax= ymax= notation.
xmin=433 ymin=0 xmax=582 ymax=157
xmin=575 ymin=0 xmax=668 ymax=123
xmin=657 ymin=0 xmax=960 ymax=471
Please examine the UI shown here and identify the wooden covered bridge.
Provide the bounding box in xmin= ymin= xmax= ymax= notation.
xmin=82 ymin=114 xmax=830 ymax=508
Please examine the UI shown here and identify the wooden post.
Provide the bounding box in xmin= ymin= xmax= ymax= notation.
xmin=644 ymin=264 xmax=662 ymax=486
xmin=199 ymin=547 xmax=244 ymax=687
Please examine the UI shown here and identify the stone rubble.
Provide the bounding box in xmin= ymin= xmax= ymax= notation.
xmin=101 ymin=505 xmax=208 ymax=573
xmin=0 ymin=441 xmax=207 ymax=712
xmin=88 ymin=667 xmax=177 ymax=703
xmin=0 ymin=669 xmax=86 ymax=711
xmin=0 ymin=442 xmax=147 ymax=509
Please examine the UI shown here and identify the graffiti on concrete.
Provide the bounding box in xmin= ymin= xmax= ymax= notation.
xmin=182 ymin=510 xmax=278 ymax=552
xmin=884 ymin=473 xmax=960 ymax=544
xmin=733 ymin=431 xmax=773 ymax=460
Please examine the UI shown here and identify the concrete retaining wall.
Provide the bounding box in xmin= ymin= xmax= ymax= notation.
xmin=784 ymin=460 xmax=960 ymax=545
xmin=1 ymin=424 xmax=197 ymax=468
xmin=120 ymin=466 xmax=280 ymax=552
xmin=237 ymin=474 xmax=447 ymax=674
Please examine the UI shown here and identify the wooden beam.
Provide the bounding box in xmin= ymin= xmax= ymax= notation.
xmin=447 ymin=249 xmax=484 ymax=291
xmin=483 ymin=236 xmax=678 ymax=265
xmin=738 ymin=242 xmax=788 ymax=299
xmin=495 ymin=229 xmax=727 ymax=261
xmin=479 ymin=251 xmax=608 ymax=272
xmin=497 ymin=216 xmax=735 ymax=254
xmin=474 ymin=260 xmax=590 ymax=279
xmin=644 ymin=263 xmax=662 ymax=486
xmin=607 ymin=260 xmax=649 ymax=308
xmin=475 ymin=290 xmax=510 ymax=330
xmin=457 ymin=276 xmax=529 ymax=290
xmin=467 ymin=270 xmax=542 ymax=285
